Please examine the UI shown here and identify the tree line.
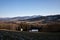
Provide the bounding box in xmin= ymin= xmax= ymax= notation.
xmin=0 ymin=22 xmax=60 ymax=32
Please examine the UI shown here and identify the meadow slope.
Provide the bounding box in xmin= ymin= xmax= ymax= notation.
xmin=0 ymin=30 xmax=60 ymax=40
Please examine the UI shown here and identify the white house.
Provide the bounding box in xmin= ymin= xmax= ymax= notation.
xmin=29 ymin=29 xmax=39 ymax=32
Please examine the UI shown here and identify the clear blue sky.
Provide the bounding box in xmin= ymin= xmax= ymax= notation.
xmin=0 ymin=0 xmax=60 ymax=17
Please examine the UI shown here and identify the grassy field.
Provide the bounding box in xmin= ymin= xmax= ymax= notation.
xmin=0 ymin=30 xmax=60 ymax=40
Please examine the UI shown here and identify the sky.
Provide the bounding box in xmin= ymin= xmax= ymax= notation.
xmin=0 ymin=0 xmax=60 ymax=17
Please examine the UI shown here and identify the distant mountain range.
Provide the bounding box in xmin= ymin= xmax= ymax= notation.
xmin=0 ymin=15 xmax=60 ymax=22
xmin=22 ymin=15 xmax=60 ymax=23
xmin=0 ymin=15 xmax=41 ymax=21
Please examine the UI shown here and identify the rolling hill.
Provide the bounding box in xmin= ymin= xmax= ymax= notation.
xmin=0 ymin=15 xmax=60 ymax=22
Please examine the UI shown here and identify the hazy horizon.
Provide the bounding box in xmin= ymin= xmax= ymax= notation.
xmin=0 ymin=14 xmax=60 ymax=18
xmin=0 ymin=0 xmax=60 ymax=17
